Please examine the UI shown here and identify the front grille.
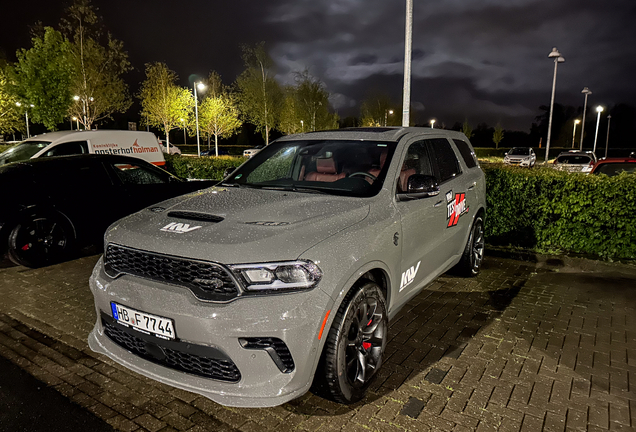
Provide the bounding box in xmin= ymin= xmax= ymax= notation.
xmin=240 ymin=337 xmax=295 ymax=373
xmin=102 ymin=314 xmax=241 ymax=382
xmin=104 ymin=244 xmax=239 ymax=302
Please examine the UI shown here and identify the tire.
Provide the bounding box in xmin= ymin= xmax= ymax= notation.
xmin=7 ymin=214 xmax=74 ymax=268
xmin=321 ymin=281 xmax=388 ymax=404
xmin=454 ymin=215 xmax=485 ymax=277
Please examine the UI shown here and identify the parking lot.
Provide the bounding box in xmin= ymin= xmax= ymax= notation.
xmin=0 ymin=253 xmax=635 ymax=432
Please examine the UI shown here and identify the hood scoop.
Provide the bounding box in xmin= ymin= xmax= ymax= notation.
xmin=167 ymin=211 xmax=224 ymax=223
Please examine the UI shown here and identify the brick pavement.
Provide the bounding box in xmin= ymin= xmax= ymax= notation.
xmin=0 ymin=254 xmax=635 ymax=431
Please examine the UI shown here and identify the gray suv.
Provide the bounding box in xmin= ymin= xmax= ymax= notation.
xmin=88 ymin=127 xmax=487 ymax=407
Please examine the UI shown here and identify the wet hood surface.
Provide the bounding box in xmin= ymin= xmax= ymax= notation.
xmin=106 ymin=186 xmax=371 ymax=264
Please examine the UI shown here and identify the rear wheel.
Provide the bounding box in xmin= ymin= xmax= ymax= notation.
xmin=321 ymin=281 xmax=387 ymax=404
xmin=454 ymin=216 xmax=484 ymax=276
xmin=7 ymin=214 xmax=74 ymax=268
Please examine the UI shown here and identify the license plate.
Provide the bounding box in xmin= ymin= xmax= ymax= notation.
xmin=110 ymin=303 xmax=175 ymax=340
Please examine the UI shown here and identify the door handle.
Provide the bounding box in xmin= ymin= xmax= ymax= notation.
xmin=468 ymin=181 xmax=477 ymax=190
xmin=434 ymin=200 xmax=443 ymax=207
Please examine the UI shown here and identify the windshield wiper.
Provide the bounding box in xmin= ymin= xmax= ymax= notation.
xmin=259 ymin=185 xmax=328 ymax=194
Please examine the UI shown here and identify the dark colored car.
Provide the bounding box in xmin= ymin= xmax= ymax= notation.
xmin=0 ymin=154 xmax=216 ymax=268
xmin=591 ymin=155 xmax=636 ymax=176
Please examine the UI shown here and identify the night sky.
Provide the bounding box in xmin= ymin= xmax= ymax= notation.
xmin=2 ymin=0 xmax=636 ymax=132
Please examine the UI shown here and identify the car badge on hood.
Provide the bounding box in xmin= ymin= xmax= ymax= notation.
xmin=160 ymin=222 xmax=202 ymax=234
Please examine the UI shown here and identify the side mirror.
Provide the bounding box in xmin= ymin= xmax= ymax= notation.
xmin=398 ymin=174 xmax=439 ymax=200
xmin=223 ymin=167 xmax=236 ymax=178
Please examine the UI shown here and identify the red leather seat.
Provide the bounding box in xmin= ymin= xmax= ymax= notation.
xmin=368 ymin=150 xmax=388 ymax=178
xmin=304 ymin=158 xmax=345 ymax=182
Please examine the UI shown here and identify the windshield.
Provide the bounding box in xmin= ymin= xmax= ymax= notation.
xmin=224 ymin=139 xmax=397 ymax=197
xmin=594 ymin=162 xmax=636 ymax=176
xmin=509 ymin=148 xmax=530 ymax=156
xmin=0 ymin=141 xmax=50 ymax=166
xmin=556 ymin=155 xmax=592 ymax=164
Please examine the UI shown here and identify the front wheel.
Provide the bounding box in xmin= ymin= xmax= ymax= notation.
xmin=7 ymin=214 xmax=74 ymax=268
xmin=321 ymin=281 xmax=388 ymax=404
xmin=454 ymin=215 xmax=485 ymax=277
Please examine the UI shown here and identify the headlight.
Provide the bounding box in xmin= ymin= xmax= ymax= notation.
xmin=230 ymin=261 xmax=322 ymax=292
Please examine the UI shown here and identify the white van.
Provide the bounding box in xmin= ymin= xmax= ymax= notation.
xmin=0 ymin=130 xmax=166 ymax=167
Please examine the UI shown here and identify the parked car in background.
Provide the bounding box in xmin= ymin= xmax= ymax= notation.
xmin=243 ymin=145 xmax=265 ymax=158
xmin=159 ymin=140 xmax=182 ymax=155
xmin=591 ymin=154 xmax=636 ymax=176
xmin=0 ymin=131 xmax=165 ymax=167
xmin=88 ymin=127 xmax=487 ymax=408
xmin=503 ymin=147 xmax=536 ymax=167
xmin=200 ymin=148 xmax=229 ymax=156
xmin=0 ymin=154 xmax=215 ymax=268
xmin=552 ymin=151 xmax=598 ymax=173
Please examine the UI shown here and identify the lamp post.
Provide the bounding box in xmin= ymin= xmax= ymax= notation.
xmin=593 ymin=106 xmax=604 ymax=155
xmin=16 ymin=102 xmax=33 ymax=138
xmin=73 ymin=95 xmax=93 ymax=129
xmin=579 ymin=87 xmax=592 ymax=150
xmin=384 ymin=109 xmax=394 ymax=127
xmin=72 ymin=117 xmax=79 ymax=131
xmin=571 ymin=120 xmax=580 ymax=148
xmin=604 ymin=115 xmax=612 ymax=158
xmin=544 ymin=47 xmax=565 ymax=163
xmin=300 ymin=120 xmax=304 ymax=132
xmin=430 ymin=119 xmax=436 ymax=128
xmin=180 ymin=118 xmax=186 ymax=144
xmin=194 ymin=82 xmax=206 ymax=157
xmin=402 ymin=0 xmax=413 ymax=127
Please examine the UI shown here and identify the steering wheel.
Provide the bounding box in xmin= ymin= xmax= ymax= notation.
xmin=348 ymin=172 xmax=377 ymax=181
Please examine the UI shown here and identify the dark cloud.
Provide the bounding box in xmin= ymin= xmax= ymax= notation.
xmin=2 ymin=0 xmax=635 ymax=131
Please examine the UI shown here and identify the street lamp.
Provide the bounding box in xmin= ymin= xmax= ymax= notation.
xmin=180 ymin=118 xmax=186 ymax=144
xmin=72 ymin=117 xmax=79 ymax=131
xmin=74 ymin=95 xmax=93 ymax=129
xmin=544 ymin=47 xmax=565 ymax=163
xmin=193 ymin=81 xmax=206 ymax=157
xmin=579 ymin=87 xmax=592 ymax=150
xmin=571 ymin=120 xmax=580 ymax=148
xmin=430 ymin=119 xmax=436 ymax=128
xmin=300 ymin=120 xmax=304 ymax=132
xmin=16 ymin=102 xmax=34 ymax=138
xmin=593 ymin=106 xmax=603 ymax=155
xmin=384 ymin=109 xmax=394 ymax=127
xmin=402 ymin=0 xmax=413 ymax=127
xmin=605 ymin=115 xmax=612 ymax=158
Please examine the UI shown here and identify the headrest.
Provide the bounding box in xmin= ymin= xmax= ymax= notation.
xmin=316 ymin=158 xmax=337 ymax=174
xmin=379 ymin=150 xmax=388 ymax=168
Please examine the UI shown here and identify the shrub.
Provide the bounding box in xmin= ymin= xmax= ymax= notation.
xmin=164 ymin=154 xmax=248 ymax=180
xmin=484 ymin=165 xmax=636 ymax=260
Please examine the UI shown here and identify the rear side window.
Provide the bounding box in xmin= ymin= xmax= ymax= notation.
xmin=430 ymin=138 xmax=461 ymax=183
xmin=453 ymin=139 xmax=478 ymax=168
xmin=42 ymin=141 xmax=89 ymax=157
xmin=111 ymin=163 xmax=167 ymax=184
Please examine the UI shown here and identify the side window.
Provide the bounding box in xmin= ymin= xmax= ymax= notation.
xmin=111 ymin=163 xmax=167 ymax=185
xmin=397 ymin=141 xmax=434 ymax=192
xmin=453 ymin=139 xmax=478 ymax=169
xmin=43 ymin=141 xmax=89 ymax=157
xmin=430 ymin=138 xmax=461 ymax=183
xmin=39 ymin=162 xmax=112 ymax=191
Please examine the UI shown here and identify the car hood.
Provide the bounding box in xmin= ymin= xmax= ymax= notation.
xmin=105 ymin=186 xmax=371 ymax=264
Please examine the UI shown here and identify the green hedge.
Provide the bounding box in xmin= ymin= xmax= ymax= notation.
xmin=484 ymin=165 xmax=636 ymax=260
xmin=164 ymin=154 xmax=248 ymax=180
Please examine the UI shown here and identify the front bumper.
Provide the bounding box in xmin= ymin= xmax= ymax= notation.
xmin=88 ymin=256 xmax=334 ymax=407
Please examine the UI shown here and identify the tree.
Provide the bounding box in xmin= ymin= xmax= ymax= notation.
xmin=9 ymin=27 xmax=73 ymax=130
xmin=279 ymin=70 xmax=338 ymax=134
xmin=139 ymin=62 xmax=193 ymax=149
xmin=493 ymin=123 xmax=504 ymax=149
xmin=0 ymin=67 xmax=22 ymax=134
xmin=462 ymin=120 xmax=474 ymax=139
xmin=360 ymin=94 xmax=396 ymax=127
xmin=236 ymin=42 xmax=282 ymax=145
xmin=63 ymin=0 xmax=131 ymax=130
xmin=197 ymin=92 xmax=242 ymax=156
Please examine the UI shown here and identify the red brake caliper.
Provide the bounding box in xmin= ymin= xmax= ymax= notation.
xmin=362 ymin=342 xmax=372 ymax=350
xmin=22 ymin=244 xmax=30 ymax=251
